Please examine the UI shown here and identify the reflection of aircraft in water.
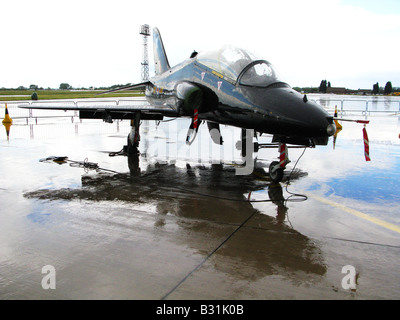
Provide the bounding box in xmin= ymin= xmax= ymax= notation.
xmin=24 ymin=162 xmax=326 ymax=282
xmin=19 ymin=27 xmax=370 ymax=182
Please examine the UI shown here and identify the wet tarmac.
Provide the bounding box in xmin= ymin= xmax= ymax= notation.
xmin=1 ymin=100 xmax=400 ymax=300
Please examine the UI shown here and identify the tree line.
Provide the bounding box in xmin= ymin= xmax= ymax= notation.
xmin=1 ymin=83 xmax=133 ymax=91
xmin=319 ymin=80 xmax=395 ymax=94
xmin=5 ymin=81 xmax=399 ymax=96
xmin=372 ymin=82 xmax=393 ymax=95
xmin=294 ymin=80 xmax=398 ymax=95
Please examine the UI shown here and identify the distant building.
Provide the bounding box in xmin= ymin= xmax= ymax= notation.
xmin=326 ymin=87 xmax=347 ymax=94
xmin=355 ymin=89 xmax=372 ymax=95
xmin=326 ymin=87 xmax=372 ymax=95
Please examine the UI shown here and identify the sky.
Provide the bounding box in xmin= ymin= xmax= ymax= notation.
xmin=1 ymin=0 xmax=400 ymax=90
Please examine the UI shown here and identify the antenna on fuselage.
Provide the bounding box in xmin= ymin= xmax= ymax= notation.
xmin=139 ymin=24 xmax=151 ymax=81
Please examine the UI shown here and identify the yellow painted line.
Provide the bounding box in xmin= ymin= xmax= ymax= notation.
xmin=309 ymin=194 xmax=400 ymax=234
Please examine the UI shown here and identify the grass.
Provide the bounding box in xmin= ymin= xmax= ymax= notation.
xmin=0 ymin=89 xmax=144 ymax=101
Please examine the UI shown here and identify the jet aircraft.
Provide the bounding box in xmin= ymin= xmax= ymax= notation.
xmin=19 ymin=27 xmax=368 ymax=182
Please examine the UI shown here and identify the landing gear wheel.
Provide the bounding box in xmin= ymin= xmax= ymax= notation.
xmin=269 ymin=161 xmax=284 ymax=183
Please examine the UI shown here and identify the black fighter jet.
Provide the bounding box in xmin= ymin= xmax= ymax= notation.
xmin=20 ymin=27 xmax=367 ymax=182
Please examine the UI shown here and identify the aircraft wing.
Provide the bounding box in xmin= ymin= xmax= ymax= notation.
xmin=18 ymin=97 xmax=179 ymax=120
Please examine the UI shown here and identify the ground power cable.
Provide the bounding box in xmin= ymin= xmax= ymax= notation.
xmin=284 ymin=146 xmax=308 ymax=205
xmin=39 ymin=156 xmax=122 ymax=174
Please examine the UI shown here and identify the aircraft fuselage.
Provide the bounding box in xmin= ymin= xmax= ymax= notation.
xmin=144 ymin=56 xmax=334 ymax=146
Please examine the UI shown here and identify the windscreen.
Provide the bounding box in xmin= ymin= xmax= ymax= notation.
xmin=238 ymin=61 xmax=283 ymax=87
xmin=196 ymin=45 xmax=284 ymax=87
xmin=196 ymin=46 xmax=260 ymax=81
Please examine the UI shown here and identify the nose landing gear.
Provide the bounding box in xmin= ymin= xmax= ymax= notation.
xmin=239 ymin=129 xmax=291 ymax=183
xmin=268 ymin=143 xmax=290 ymax=183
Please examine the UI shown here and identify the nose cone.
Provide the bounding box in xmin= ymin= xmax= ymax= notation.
xmin=295 ymin=95 xmax=335 ymax=137
xmin=271 ymin=88 xmax=333 ymax=137
xmin=244 ymin=86 xmax=334 ymax=144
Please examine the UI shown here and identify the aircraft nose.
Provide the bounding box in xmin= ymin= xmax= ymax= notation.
xmin=267 ymin=88 xmax=336 ymax=140
xmin=302 ymin=102 xmax=336 ymax=138
xmin=283 ymin=90 xmax=335 ymax=136
xmin=245 ymin=86 xmax=336 ymax=142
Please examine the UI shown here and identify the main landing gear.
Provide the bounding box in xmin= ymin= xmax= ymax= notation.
xmin=113 ymin=113 xmax=141 ymax=175
xmin=127 ymin=113 xmax=141 ymax=155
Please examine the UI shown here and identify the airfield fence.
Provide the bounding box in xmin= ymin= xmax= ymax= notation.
xmin=310 ymin=97 xmax=400 ymax=115
xmin=0 ymin=98 xmax=148 ymax=124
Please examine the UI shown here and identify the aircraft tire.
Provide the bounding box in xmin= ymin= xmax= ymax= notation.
xmin=269 ymin=161 xmax=284 ymax=183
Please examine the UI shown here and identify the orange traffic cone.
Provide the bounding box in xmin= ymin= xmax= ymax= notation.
xmin=2 ymin=104 xmax=12 ymax=124
xmin=2 ymin=104 xmax=12 ymax=141
xmin=3 ymin=122 xmax=11 ymax=140
xmin=333 ymin=105 xmax=342 ymax=149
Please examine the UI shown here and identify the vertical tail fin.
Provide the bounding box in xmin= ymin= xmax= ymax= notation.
xmin=153 ymin=28 xmax=170 ymax=75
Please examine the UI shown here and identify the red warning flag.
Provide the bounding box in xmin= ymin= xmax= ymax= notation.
xmin=193 ymin=109 xmax=199 ymax=129
xmin=279 ymin=143 xmax=288 ymax=168
xmin=363 ymin=126 xmax=371 ymax=161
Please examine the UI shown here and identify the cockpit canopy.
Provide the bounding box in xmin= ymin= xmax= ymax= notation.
xmin=196 ymin=45 xmax=286 ymax=87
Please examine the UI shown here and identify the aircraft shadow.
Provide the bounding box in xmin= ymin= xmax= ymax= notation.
xmin=24 ymin=156 xmax=326 ymax=284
